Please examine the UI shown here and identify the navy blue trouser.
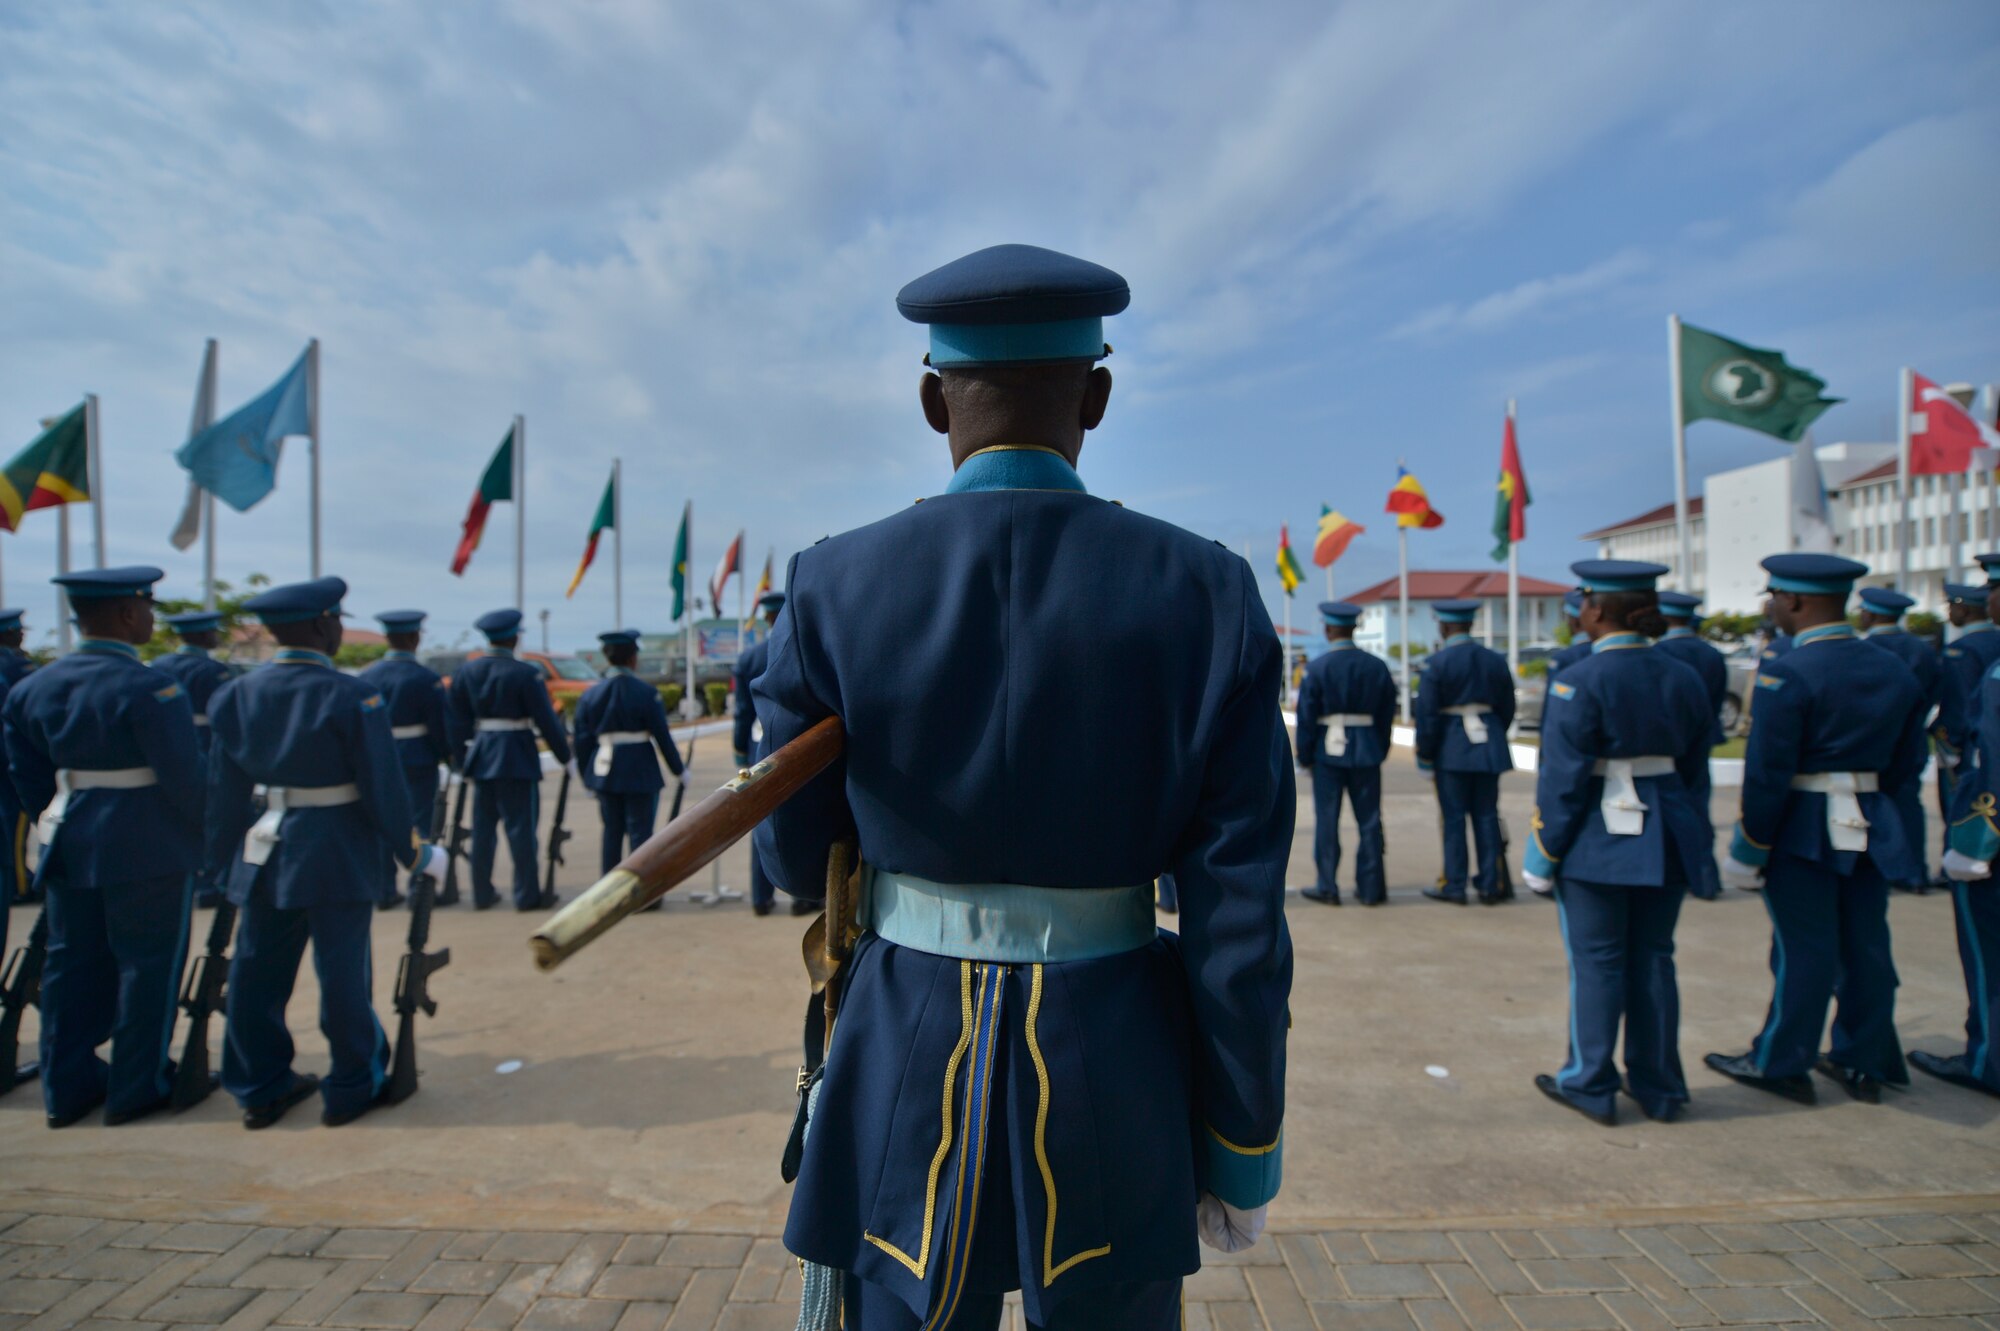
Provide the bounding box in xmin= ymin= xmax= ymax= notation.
xmin=0 ymin=797 xmax=25 ymax=905
xmin=749 ymin=840 xmax=775 ymax=909
xmin=1310 ymin=764 xmax=1385 ymax=903
xmin=1685 ymin=763 xmax=1722 ymax=899
xmin=405 ymin=763 xmax=442 ymax=840
xmin=1887 ymin=777 xmax=1928 ymax=888
xmin=1753 ymin=854 xmax=1905 ymax=1083
xmin=845 ymin=1275 xmax=1183 ymax=1329
xmin=471 ymin=778 xmax=540 ymax=909
xmin=223 ymin=894 xmax=388 ymax=1119
xmin=1949 ymin=880 xmax=2000 ymax=1090
xmin=1435 ymin=770 xmax=1501 ymax=898
xmin=596 ymin=790 xmax=660 ymax=874
xmin=1551 ymin=879 xmax=1687 ymax=1119
xmin=40 ymin=875 xmax=188 ymax=1121
xmin=1938 ymin=760 xmax=1957 ymax=868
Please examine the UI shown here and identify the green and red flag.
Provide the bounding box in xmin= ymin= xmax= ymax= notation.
xmin=0 ymin=402 xmax=91 ymax=532
xmin=1385 ymin=466 xmax=1443 ymax=529
xmin=1313 ymin=504 xmax=1364 ymax=566
xmin=669 ymin=501 xmax=692 ymax=621
xmin=1678 ymin=321 xmax=1839 ymax=442
xmin=450 ymin=424 xmax=515 ymax=575
xmin=565 ymin=467 xmax=617 ymax=598
xmin=1276 ymin=524 xmax=1304 ymax=595
xmin=1489 ymin=414 xmax=1530 ymax=562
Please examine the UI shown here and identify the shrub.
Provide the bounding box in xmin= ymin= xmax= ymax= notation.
xmin=703 ymin=682 xmax=730 ymax=716
xmin=659 ymin=683 xmax=684 ymax=712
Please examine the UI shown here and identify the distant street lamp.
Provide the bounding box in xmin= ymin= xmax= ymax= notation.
xmin=538 ymin=607 xmax=550 ymax=654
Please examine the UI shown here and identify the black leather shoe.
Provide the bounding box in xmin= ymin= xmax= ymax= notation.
xmin=1618 ymin=1083 xmax=1682 ymax=1123
xmin=1422 ymin=888 xmax=1467 ymax=905
xmin=790 ymin=898 xmax=817 ymax=916
xmin=1299 ymin=887 xmax=1341 ymax=906
xmin=378 ymin=894 xmax=405 ymax=910
xmin=48 ymin=1091 xmax=107 ymax=1129
xmin=1535 ymin=1074 xmax=1615 ymax=1126
xmin=1478 ymin=892 xmax=1504 ymax=905
xmin=1813 ymin=1057 xmax=1883 ymax=1104
xmin=323 ymin=1094 xmax=379 ymax=1128
xmin=1704 ymin=1052 xmax=1816 ymax=1104
xmin=243 ymin=1073 xmax=320 ymax=1130
xmin=473 ymin=895 xmax=496 ymax=911
xmin=752 ymin=901 xmax=772 ymax=917
xmin=1909 ymin=1050 xmax=2000 ymax=1097
xmin=105 ymin=1091 xmax=176 ymax=1126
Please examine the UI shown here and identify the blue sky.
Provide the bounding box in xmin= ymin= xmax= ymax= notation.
xmin=2 ymin=1 xmax=1997 ymax=650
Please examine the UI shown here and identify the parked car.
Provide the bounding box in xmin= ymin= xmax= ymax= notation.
xmin=422 ymin=648 xmax=602 ymax=712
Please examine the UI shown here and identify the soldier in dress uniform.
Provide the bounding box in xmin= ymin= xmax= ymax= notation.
xmin=573 ymin=629 xmax=683 ymax=877
xmin=1414 ymin=599 xmax=1516 ymax=904
xmin=755 ymin=245 xmax=1293 ymax=1330
xmin=1857 ymin=587 xmax=1950 ymax=895
xmin=1707 ymin=555 xmax=1927 ymax=1105
xmin=152 ymin=610 xmax=236 ymax=908
xmin=0 ymin=608 xmax=33 ymax=915
xmin=1522 ymin=562 xmax=1714 ymax=1125
xmin=1293 ymin=601 xmax=1393 ymax=906
xmin=733 ymin=593 xmax=806 ymax=916
xmin=206 ymin=577 xmax=438 ymax=1129
xmin=357 ymin=611 xmax=450 ymax=908
xmin=1650 ymin=591 xmax=1727 ymax=899
xmin=2 ymin=568 xmax=204 ymax=1127
xmin=446 ymin=609 xmax=571 ymax=911
xmin=1940 ymin=580 xmax=2000 ymax=882
xmin=1545 ymin=591 xmax=1589 ymax=682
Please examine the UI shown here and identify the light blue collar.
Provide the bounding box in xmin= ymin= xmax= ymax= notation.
xmin=77 ymin=638 xmax=139 ymax=661
xmin=1863 ymin=626 xmax=1902 ymax=638
xmin=176 ymin=644 xmax=211 ymax=658
xmin=945 ymin=446 xmax=1088 ymax=495
xmin=1592 ymin=632 xmax=1649 ymax=653
xmin=608 ymin=665 xmax=632 ymax=677
xmin=485 ymin=645 xmax=516 ymax=659
xmin=385 ymin=649 xmax=416 ymax=661
xmin=273 ymin=648 xmax=333 ymax=668
xmin=1794 ymin=622 xmax=1855 ymax=648
xmin=1960 ymin=621 xmax=1994 ymax=635
xmin=1436 ymin=634 xmax=1472 ymax=650
xmin=1662 ymin=626 xmax=1696 ymax=640
xmin=1326 ymin=641 xmax=1357 ymax=651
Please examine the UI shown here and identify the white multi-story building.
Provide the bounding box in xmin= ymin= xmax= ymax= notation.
xmin=1583 ymin=441 xmax=1997 ymax=612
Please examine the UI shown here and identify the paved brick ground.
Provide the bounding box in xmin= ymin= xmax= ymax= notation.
xmin=3 ymin=1208 xmax=1999 ymax=1331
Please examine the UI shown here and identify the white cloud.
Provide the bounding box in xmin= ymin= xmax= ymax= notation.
xmin=1392 ymin=251 xmax=1652 ymax=339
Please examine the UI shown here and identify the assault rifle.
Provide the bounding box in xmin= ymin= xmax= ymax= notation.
xmin=384 ymin=855 xmax=451 ymax=1104
xmin=543 ymin=766 xmax=571 ymax=909
xmin=0 ymin=908 xmax=47 ymax=1094
xmin=440 ymin=773 xmax=469 ymax=907
xmin=171 ymin=900 xmax=235 ymax=1109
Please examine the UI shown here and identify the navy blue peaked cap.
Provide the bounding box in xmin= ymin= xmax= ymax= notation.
xmin=598 ymin=628 xmax=641 ymax=646
xmin=375 ymin=609 xmax=427 ymax=630
xmin=1563 ymin=589 xmax=1583 ymax=615
xmin=1857 ymin=587 xmax=1915 ymax=615
xmin=55 ymin=565 xmax=164 ymax=600
xmin=164 ymin=610 xmax=224 ymax=633
xmin=475 ymin=608 xmax=524 ymax=639
xmin=899 ymin=245 xmax=1128 ymax=368
xmin=0 ymin=608 xmax=21 ymax=631
xmin=1318 ymin=601 xmax=1360 ymax=625
xmin=1945 ymin=582 xmax=1989 ymax=605
xmin=1573 ymin=560 xmax=1669 ymax=593
xmin=1434 ymin=598 xmax=1482 ymax=623
xmin=1657 ymin=591 xmax=1702 ymax=617
xmin=1762 ymin=553 xmax=1867 ymax=595
xmin=758 ymin=591 xmax=787 ymax=612
xmin=244 ymin=576 xmax=347 ymax=625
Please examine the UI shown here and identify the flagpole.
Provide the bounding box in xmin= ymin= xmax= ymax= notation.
xmin=1897 ymin=367 xmax=1912 ymax=594
xmin=513 ymin=414 xmax=526 ymax=613
xmin=1951 ymin=466 xmax=1965 ymax=586
xmin=736 ymin=535 xmax=745 ymax=651
xmin=55 ymin=506 xmax=71 ymax=654
xmin=1986 ymin=385 xmax=2000 ymax=568
xmin=1325 ymin=563 xmax=1334 ymax=600
xmin=1668 ymin=314 xmax=1693 ymax=593
xmin=1397 ymin=524 xmax=1410 ymax=723
xmin=307 ymin=338 xmax=321 ymax=579
xmin=1506 ymin=398 xmax=1520 ymax=675
xmin=195 ymin=339 xmax=219 ymax=610
xmin=684 ymin=503 xmax=695 ymax=720
xmin=80 ymin=394 xmax=105 ymax=569
xmin=612 ymin=458 xmax=623 ymax=627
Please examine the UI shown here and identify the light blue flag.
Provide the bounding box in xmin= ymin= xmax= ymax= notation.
xmin=174 ymin=345 xmax=310 ymax=512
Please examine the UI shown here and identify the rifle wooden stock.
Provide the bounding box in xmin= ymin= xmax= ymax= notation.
xmin=531 ymin=716 xmax=845 ymax=971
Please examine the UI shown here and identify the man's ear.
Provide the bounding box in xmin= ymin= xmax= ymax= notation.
xmin=920 ymin=373 xmax=949 ymax=436
xmin=1080 ymin=366 xmax=1112 ymax=431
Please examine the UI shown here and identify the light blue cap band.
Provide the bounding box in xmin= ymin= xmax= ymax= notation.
xmin=1322 ymin=613 xmax=1358 ymax=626
xmin=929 ymin=316 xmax=1106 ymax=367
xmin=1768 ymin=575 xmax=1854 ymax=595
xmin=1578 ymin=575 xmax=1657 ymax=593
xmin=1434 ymin=610 xmax=1477 ymax=624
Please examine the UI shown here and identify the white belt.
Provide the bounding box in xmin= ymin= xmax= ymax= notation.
xmin=243 ymin=783 xmax=362 ymax=866
xmin=37 ymin=766 xmax=158 ymax=843
xmin=193 ymin=714 xmax=209 ymax=728
xmin=1321 ymin=714 xmax=1374 ymax=758
xmin=1789 ymin=771 xmax=1878 ymax=853
xmin=390 ymin=723 xmax=430 ymax=740
xmin=1590 ymin=755 xmax=1675 ymax=836
xmin=592 ymin=730 xmax=650 ymax=777
xmin=476 ymin=717 xmax=535 ymax=732
xmin=1443 ymin=704 xmax=1492 ymax=745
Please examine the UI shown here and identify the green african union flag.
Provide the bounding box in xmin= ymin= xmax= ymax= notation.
xmin=1679 ymin=322 xmax=1840 ymax=442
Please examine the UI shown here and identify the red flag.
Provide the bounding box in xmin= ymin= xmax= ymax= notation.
xmin=1910 ymin=372 xmax=2000 ymax=475
xmin=710 ymin=529 xmax=744 ymax=610
xmin=451 ymin=426 xmax=514 ymax=576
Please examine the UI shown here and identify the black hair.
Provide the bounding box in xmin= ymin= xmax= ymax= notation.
xmin=1591 ymin=589 xmax=1669 ymax=640
xmin=605 ymin=642 xmax=638 ymax=667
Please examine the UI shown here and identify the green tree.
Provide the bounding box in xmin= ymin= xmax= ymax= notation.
xmin=335 ymin=641 xmax=388 ymax=670
xmin=141 ymin=574 xmax=272 ymax=662
xmin=1698 ymin=612 xmax=1763 ymax=644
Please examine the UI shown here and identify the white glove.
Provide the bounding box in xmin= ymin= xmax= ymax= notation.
xmin=1720 ymin=857 xmax=1764 ymax=892
xmin=1522 ymin=871 xmax=1554 ymax=896
xmin=1938 ymin=749 xmax=1961 ymax=770
xmin=414 ymin=843 xmax=449 ymax=881
xmin=565 ymin=757 xmax=581 ymax=779
xmin=1943 ymin=848 xmax=1990 ymax=882
xmin=1197 ymin=1194 xmax=1267 ymax=1253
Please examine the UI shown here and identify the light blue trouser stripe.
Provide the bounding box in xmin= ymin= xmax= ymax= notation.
xmin=1958 ymin=883 xmax=1993 ymax=1076
xmin=1555 ymin=887 xmax=1583 ymax=1089
xmin=1754 ymin=887 xmax=1786 ymax=1073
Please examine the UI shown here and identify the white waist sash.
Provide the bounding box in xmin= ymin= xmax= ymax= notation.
xmin=1789 ymin=771 xmax=1879 ymax=853
xmin=390 ymin=723 xmax=430 ymax=740
xmin=1320 ymin=713 xmax=1374 ymax=758
xmin=592 ymin=730 xmax=651 ymax=776
xmin=475 ymin=717 xmax=535 ymax=732
xmin=1442 ymin=703 xmax=1492 ymax=744
xmin=192 ymin=714 xmax=209 ymax=728
xmin=38 ymin=766 xmax=158 ymax=841
xmin=244 ymin=783 xmax=363 ymax=866
xmin=1590 ymin=755 xmax=1675 ymax=836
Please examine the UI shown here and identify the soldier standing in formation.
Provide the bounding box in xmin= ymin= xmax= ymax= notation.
xmin=1414 ymin=599 xmax=1515 ymax=904
xmin=1545 ymin=590 xmax=1589 ymax=683
xmin=733 ymin=591 xmax=806 ymax=916
xmin=1651 ymin=591 xmax=1727 ymax=897
xmin=1293 ymin=600 xmax=1393 ymax=906
xmin=1708 ymin=555 xmax=1927 ymax=1105
xmin=4 ymin=568 xmax=204 ymax=1127
xmin=1940 ymin=580 xmax=2000 ymax=884
xmin=0 ymin=608 xmax=31 ymax=917
xmin=757 ymin=245 xmax=1292 ymax=1329
xmin=448 ymin=609 xmax=571 ymax=911
xmin=152 ymin=610 xmax=236 ymax=908
xmin=206 ymin=577 xmax=436 ymax=1129
xmin=572 ymin=628 xmax=682 ymax=876
xmin=1856 ymin=587 xmax=1951 ymax=895
xmin=358 ymin=610 xmax=450 ymax=908
xmin=1522 ymin=561 xmax=1714 ymax=1126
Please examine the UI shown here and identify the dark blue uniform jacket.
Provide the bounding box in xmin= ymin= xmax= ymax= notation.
xmin=573 ymin=671 xmax=682 ymax=793
xmin=1654 ymin=629 xmax=1729 ymax=746
xmin=732 ymin=637 xmax=768 ymax=759
xmin=150 ymin=646 xmax=234 ymax=749
xmin=1413 ymin=636 xmax=1515 ymax=773
xmin=358 ymin=653 xmax=451 ymax=771
xmin=446 ymin=651 xmax=571 ymax=780
xmin=1294 ymin=643 xmax=1394 ymax=769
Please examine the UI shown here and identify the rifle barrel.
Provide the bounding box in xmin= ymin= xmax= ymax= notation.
xmin=531 ymin=716 xmax=843 ymax=971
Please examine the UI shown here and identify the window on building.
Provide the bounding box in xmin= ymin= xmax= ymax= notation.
xmin=1983 ymin=510 xmax=1991 ymax=542
xmin=1925 ymin=516 xmax=1936 ymax=546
